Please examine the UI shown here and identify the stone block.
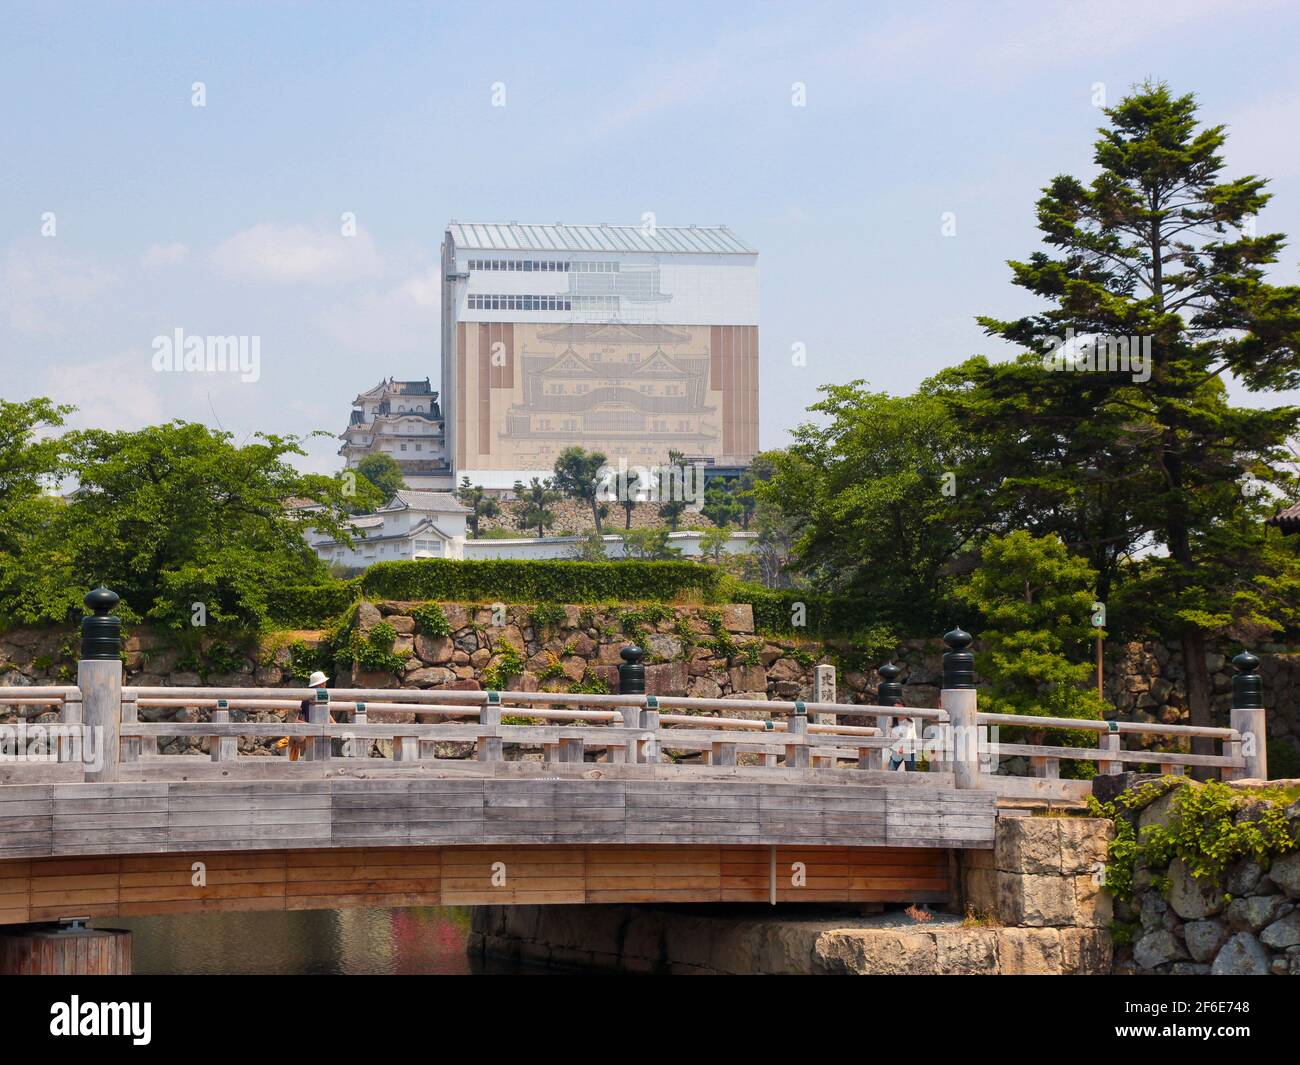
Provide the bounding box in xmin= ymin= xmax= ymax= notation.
xmin=1184 ymin=919 xmax=1230 ymax=963
xmin=1211 ymin=932 xmax=1270 ymax=975
xmin=1225 ymin=894 xmax=1288 ymax=933
xmin=996 ymin=928 xmax=1062 ymax=975
xmin=1059 ymin=928 xmax=1112 ymax=974
xmin=1168 ymin=858 xmax=1223 ymax=920
xmin=1073 ymin=873 xmax=1113 ymax=928
xmin=814 ymin=930 xmax=938 ymax=975
xmin=997 ymin=871 xmax=1075 ymax=926
xmin=645 ymin=661 xmax=689 ymax=696
xmin=1260 ymin=911 xmax=1300 ymax=949
xmin=1134 ymin=929 xmax=1187 ymax=969
xmin=935 ymin=929 xmax=998 ymax=974
xmin=728 ymin=665 xmax=767 ymax=694
xmin=721 ymin=604 xmax=754 ymax=633
xmin=995 ymin=816 xmax=1062 ymax=875
xmin=1269 ymin=852 xmax=1300 ymax=898
xmin=1057 ymin=817 xmax=1112 ymax=874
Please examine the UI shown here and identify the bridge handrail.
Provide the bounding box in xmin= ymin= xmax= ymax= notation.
xmin=973 ymin=709 xmax=1246 ymax=780
xmin=124 ymin=685 xmax=940 ymax=719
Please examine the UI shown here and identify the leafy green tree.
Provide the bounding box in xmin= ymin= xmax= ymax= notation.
xmin=355 ymin=453 xmax=406 ymax=501
xmin=621 ymin=527 xmax=681 ymax=560
xmin=758 ymin=384 xmax=984 ymax=629
xmin=698 ymin=523 xmax=733 ymax=564
xmin=701 ymin=482 xmax=742 ymax=528
xmin=456 ymin=476 xmax=500 ymax=538
xmin=972 ymin=81 xmax=1300 ymax=743
xmin=568 ymin=528 xmax=608 ymax=561
xmin=552 ymin=446 xmax=609 ymax=534
xmin=658 ymin=448 xmax=689 ymax=530
xmin=0 ymin=398 xmax=76 ymax=626
xmin=51 ymin=422 xmax=357 ymax=628
xmin=959 ymin=532 xmax=1109 ymax=776
xmin=512 ymin=477 xmax=561 ymax=537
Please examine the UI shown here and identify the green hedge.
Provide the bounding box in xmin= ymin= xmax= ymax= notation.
xmin=261 ymin=565 xmax=878 ymax=637
xmin=360 ymin=559 xmax=724 ymax=604
xmin=266 ymin=578 xmax=362 ymax=628
xmin=723 ymin=582 xmax=873 ymax=636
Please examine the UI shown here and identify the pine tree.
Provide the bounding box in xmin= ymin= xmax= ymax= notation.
xmin=971 ymin=82 xmax=1300 ymax=749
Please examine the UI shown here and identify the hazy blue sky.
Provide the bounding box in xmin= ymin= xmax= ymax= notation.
xmin=3 ymin=1 xmax=1299 ymax=472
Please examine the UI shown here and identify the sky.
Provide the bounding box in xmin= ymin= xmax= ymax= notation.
xmin=3 ymin=0 xmax=1299 ymax=473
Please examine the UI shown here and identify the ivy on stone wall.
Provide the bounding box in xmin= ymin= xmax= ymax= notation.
xmin=1089 ymin=778 xmax=1299 ymax=902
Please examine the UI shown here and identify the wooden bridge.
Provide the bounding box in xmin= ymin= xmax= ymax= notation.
xmin=0 ymin=589 xmax=1270 ymax=934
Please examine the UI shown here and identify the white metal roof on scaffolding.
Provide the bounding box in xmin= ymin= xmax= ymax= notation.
xmin=446 ymin=221 xmax=756 ymax=255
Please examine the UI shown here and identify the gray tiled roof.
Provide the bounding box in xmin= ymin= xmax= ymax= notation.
xmin=382 ymin=490 xmax=470 ymax=514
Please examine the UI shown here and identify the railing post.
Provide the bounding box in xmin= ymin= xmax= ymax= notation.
xmin=305 ymin=688 xmax=331 ymax=762
xmin=58 ymin=690 xmax=82 ymax=765
xmin=348 ymin=703 xmax=368 ymax=758
xmin=1230 ymin=651 xmax=1267 ymax=781
xmin=786 ymin=701 xmax=810 ymax=769
xmin=642 ymin=695 xmax=660 ymax=764
xmin=618 ymin=646 xmax=648 ymax=763
xmin=210 ymin=698 xmax=235 ymax=763
xmin=120 ymin=690 xmax=141 ymax=764
xmin=478 ymin=691 xmax=502 ymax=762
xmin=941 ymin=626 xmax=978 ymax=789
xmin=1099 ymin=721 xmax=1122 ymax=775
xmin=78 ymin=586 xmax=122 ymax=784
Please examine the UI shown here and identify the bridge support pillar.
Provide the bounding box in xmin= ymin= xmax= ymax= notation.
xmin=0 ymin=923 xmax=132 ymax=975
xmin=79 ymin=587 xmax=123 ymax=784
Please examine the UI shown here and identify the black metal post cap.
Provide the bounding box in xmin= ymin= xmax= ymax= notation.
xmin=942 ymin=626 xmax=972 ymax=652
xmin=617 ymin=644 xmax=646 ymax=695
xmin=877 ymin=662 xmax=904 ymax=707
xmin=1232 ymin=650 xmax=1259 ymax=674
xmin=1231 ymin=649 xmax=1263 ymax=710
xmin=80 ymin=585 xmax=122 ymax=661
xmin=942 ymin=626 xmax=975 ymax=690
xmin=85 ymin=586 xmax=120 ymax=614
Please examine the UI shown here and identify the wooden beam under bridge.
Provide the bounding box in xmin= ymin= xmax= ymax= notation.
xmin=0 ymin=844 xmax=954 ymax=923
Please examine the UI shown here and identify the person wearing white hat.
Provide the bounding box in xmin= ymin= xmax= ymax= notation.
xmin=275 ymin=671 xmax=329 ymax=760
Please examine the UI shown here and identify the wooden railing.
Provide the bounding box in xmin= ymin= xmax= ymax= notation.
xmin=1 ymin=598 xmax=1274 ymax=802
xmin=974 ymin=712 xmax=1245 ymax=780
xmin=0 ymin=686 xmax=86 ymax=783
xmin=118 ymin=686 xmax=933 ymax=778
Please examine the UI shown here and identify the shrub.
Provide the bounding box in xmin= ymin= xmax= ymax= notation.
xmin=361 ymin=558 xmax=721 ymax=604
xmin=1089 ymin=778 xmax=1297 ymax=900
xmin=329 ymin=610 xmax=409 ymax=674
xmin=529 ymin=602 xmax=567 ymax=631
xmin=265 ymin=579 xmax=362 ymax=628
xmin=410 ymin=602 xmax=452 ymax=637
xmin=482 ymin=642 xmax=526 ymax=690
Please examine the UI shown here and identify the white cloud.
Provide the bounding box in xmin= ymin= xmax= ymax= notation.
xmin=141 ymin=242 xmax=190 ymax=269
xmin=395 ymin=267 xmax=440 ymax=308
xmin=0 ymin=244 xmax=118 ymax=335
xmin=41 ymin=351 xmax=167 ymax=431
xmin=210 ymin=223 xmax=382 ymax=284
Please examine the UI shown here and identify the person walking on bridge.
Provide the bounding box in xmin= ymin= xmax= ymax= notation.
xmin=275 ymin=671 xmax=329 ymax=761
